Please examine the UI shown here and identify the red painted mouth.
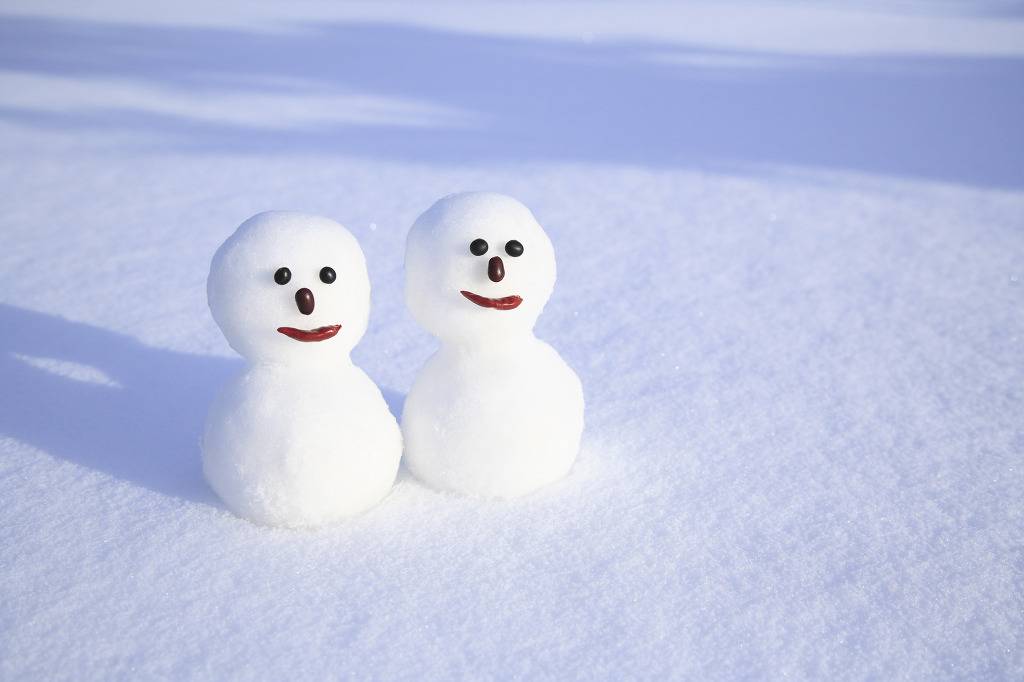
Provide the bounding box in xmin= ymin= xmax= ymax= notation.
xmin=277 ymin=324 xmax=342 ymax=342
xmin=460 ymin=290 xmax=523 ymax=310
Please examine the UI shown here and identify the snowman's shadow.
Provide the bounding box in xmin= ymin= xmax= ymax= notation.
xmin=0 ymin=303 xmax=407 ymax=507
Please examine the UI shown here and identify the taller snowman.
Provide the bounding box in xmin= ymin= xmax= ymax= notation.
xmin=203 ymin=211 xmax=401 ymax=527
xmin=402 ymin=192 xmax=584 ymax=497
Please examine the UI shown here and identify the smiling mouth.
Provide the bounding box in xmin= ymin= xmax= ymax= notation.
xmin=277 ymin=324 xmax=342 ymax=342
xmin=460 ymin=290 xmax=523 ymax=310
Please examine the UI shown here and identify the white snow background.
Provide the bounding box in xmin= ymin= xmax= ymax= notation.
xmin=1 ymin=1 xmax=1022 ymax=679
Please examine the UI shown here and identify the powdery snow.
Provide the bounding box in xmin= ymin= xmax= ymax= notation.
xmin=0 ymin=2 xmax=1022 ymax=680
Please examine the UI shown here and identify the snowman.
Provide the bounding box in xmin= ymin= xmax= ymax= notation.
xmin=203 ymin=211 xmax=401 ymax=526
xmin=402 ymin=192 xmax=584 ymax=497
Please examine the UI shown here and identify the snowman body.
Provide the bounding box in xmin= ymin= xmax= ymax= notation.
xmin=204 ymin=362 xmax=400 ymax=526
xmin=403 ymin=336 xmax=583 ymax=497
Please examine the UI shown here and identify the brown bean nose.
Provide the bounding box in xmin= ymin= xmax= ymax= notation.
xmin=488 ymin=256 xmax=505 ymax=282
xmin=295 ymin=288 xmax=315 ymax=315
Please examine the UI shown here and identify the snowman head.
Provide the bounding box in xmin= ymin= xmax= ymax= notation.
xmin=208 ymin=211 xmax=370 ymax=365
xmin=405 ymin=192 xmax=556 ymax=344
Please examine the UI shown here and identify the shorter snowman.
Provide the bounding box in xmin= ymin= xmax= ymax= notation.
xmin=203 ymin=211 xmax=401 ymax=526
xmin=402 ymin=192 xmax=584 ymax=497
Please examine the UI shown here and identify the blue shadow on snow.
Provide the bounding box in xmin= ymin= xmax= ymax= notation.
xmin=0 ymin=303 xmax=406 ymax=506
xmin=0 ymin=15 xmax=1021 ymax=186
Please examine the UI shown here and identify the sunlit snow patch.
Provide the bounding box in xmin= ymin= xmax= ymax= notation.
xmin=0 ymin=71 xmax=480 ymax=131
xmin=14 ymin=354 xmax=123 ymax=388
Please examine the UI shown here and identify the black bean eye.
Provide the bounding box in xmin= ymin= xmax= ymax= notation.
xmin=319 ymin=266 xmax=336 ymax=284
xmin=505 ymin=240 xmax=524 ymax=257
xmin=274 ymin=267 xmax=291 ymax=285
xmin=469 ymin=238 xmax=488 ymax=256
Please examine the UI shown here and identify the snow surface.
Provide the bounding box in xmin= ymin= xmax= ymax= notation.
xmin=1 ymin=1 xmax=1022 ymax=679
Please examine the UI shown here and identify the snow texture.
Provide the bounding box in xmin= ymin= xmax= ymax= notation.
xmin=0 ymin=1 xmax=1022 ymax=680
xmin=402 ymin=192 xmax=584 ymax=496
xmin=203 ymin=212 xmax=401 ymax=526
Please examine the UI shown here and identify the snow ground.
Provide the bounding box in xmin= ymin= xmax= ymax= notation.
xmin=0 ymin=2 xmax=1022 ymax=679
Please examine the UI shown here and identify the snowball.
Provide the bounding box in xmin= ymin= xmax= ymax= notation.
xmin=203 ymin=211 xmax=401 ymax=526
xmin=402 ymin=193 xmax=584 ymax=497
